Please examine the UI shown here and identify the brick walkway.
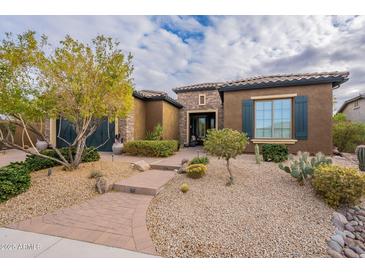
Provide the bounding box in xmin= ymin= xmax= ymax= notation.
xmin=7 ymin=192 xmax=156 ymax=255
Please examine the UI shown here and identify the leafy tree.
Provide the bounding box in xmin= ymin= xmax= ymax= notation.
xmin=0 ymin=31 xmax=134 ymax=169
xmin=204 ymin=128 xmax=248 ymax=185
xmin=332 ymin=114 xmax=365 ymax=152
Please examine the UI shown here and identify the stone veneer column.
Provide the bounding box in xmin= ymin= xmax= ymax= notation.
xmin=119 ymin=111 xmax=135 ymax=143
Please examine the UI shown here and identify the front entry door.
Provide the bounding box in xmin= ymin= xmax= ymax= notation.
xmin=189 ymin=112 xmax=216 ymax=146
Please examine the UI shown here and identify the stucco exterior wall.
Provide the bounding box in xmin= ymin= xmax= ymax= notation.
xmin=177 ymin=89 xmax=224 ymax=145
xmin=145 ymin=101 xmax=163 ymax=133
xmin=162 ymin=101 xmax=179 ymax=140
xmin=223 ymin=83 xmax=333 ymax=154
xmin=341 ymin=98 xmax=365 ymax=123
xmin=133 ymin=98 xmax=147 ymax=140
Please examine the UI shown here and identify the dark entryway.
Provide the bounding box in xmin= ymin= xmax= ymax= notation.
xmin=189 ymin=112 xmax=216 ymax=146
xmin=56 ymin=118 xmax=115 ymax=152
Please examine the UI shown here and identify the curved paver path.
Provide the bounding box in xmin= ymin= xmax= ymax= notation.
xmin=7 ymin=192 xmax=157 ymax=255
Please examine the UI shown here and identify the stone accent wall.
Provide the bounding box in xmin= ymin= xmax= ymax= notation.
xmin=119 ymin=111 xmax=134 ymax=143
xmin=177 ymin=89 xmax=224 ymax=145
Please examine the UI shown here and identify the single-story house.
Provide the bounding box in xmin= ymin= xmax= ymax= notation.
xmin=47 ymin=90 xmax=182 ymax=151
xmin=336 ymin=93 xmax=365 ymax=123
xmin=45 ymin=71 xmax=349 ymax=155
xmin=174 ymin=71 xmax=349 ymax=154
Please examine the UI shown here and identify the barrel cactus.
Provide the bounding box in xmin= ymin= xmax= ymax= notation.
xmin=355 ymin=145 xmax=365 ymax=171
xmin=279 ymin=151 xmax=332 ymax=185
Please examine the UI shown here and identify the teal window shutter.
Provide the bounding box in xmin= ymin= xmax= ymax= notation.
xmin=294 ymin=96 xmax=308 ymax=140
xmin=242 ymin=99 xmax=254 ymax=138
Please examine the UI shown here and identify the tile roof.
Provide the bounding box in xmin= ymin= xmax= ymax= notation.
xmin=173 ymin=82 xmax=224 ymax=92
xmin=133 ymin=90 xmax=183 ymax=108
xmin=173 ymin=71 xmax=349 ymax=93
xmin=337 ymin=93 xmax=365 ymax=113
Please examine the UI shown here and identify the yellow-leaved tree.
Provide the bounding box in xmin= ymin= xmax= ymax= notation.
xmin=0 ymin=31 xmax=134 ymax=169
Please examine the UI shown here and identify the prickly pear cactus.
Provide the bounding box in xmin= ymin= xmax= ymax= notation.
xmin=278 ymin=151 xmax=332 ymax=184
xmin=355 ymin=145 xmax=365 ymax=171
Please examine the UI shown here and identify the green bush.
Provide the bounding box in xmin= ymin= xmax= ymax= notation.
xmin=262 ymin=144 xmax=288 ymax=163
xmin=25 ymin=147 xmax=100 ymax=171
xmin=312 ymin=165 xmax=365 ymax=208
xmin=189 ymin=156 xmax=209 ymax=165
xmin=186 ymin=163 xmax=207 ymax=179
xmin=124 ymin=140 xmax=178 ymax=157
xmin=145 ymin=123 xmax=163 ymax=140
xmin=333 ymin=115 xmax=365 ymax=152
xmin=0 ymin=163 xmax=31 ymax=203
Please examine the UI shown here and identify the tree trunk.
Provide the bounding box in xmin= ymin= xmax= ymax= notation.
xmin=226 ymin=158 xmax=234 ymax=186
xmin=70 ymin=137 xmax=86 ymax=169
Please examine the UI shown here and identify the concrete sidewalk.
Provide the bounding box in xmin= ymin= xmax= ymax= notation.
xmin=0 ymin=228 xmax=156 ymax=258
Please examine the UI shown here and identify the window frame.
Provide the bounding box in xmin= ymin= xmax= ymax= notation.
xmin=254 ymin=98 xmax=293 ymax=139
xmin=354 ymin=100 xmax=359 ymax=109
xmin=198 ymin=94 xmax=206 ymax=106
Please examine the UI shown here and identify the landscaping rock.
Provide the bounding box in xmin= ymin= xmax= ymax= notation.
xmin=327 ymin=248 xmax=344 ymax=258
xmin=95 ymin=177 xmax=108 ymax=194
xmin=177 ymin=162 xmax=188 ymax=174
xmin=333 ymin=212 xmax=348 ymax=225
xmin=344 ymin=248 xmax=359 ymax=258
xmin=361 ymin=254 xmax=365 ymax=258
xmin=133 ymin=160 xmax=150 ymax=172
xmin=328 ymin=240 xmax=343 ymax=253
xmin=351 ymin=246 xmax=365 ymax=255
xmin=344 ymin=230 xmax=355 ymax=239
xmin=345 ymin=223 xmax=355 ymax=232
xmin=331 ymin=234 xmax=344 ymax=247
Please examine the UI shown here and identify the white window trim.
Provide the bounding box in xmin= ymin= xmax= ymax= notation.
xmin=198 ymin=94 xmax=206 ymax=106
xmin=254 ymin=98 xmax=293 ymax=140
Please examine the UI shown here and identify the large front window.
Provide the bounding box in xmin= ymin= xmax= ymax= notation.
xmin=255 ymin=99 xmax=292 ymax=138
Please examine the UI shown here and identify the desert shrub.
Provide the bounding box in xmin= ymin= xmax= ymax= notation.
xmin=180 ymin=183 xmax=189 ymax=193
xmin=25 ymin=147 xmax=100 ymax=171
xmin=333 ymin=114 xmax=365 ymax=152
xmin=204 ymin=128 xmax=248 ymax=185
xmin=279 ymin=151 xmax=332 ymax=185
xmin=186 ymin=164 xmax=207 ymax=179
xmin=146 ymin=123 xmax=163 ymax=140
xmin=0 ymin=163 xmax=31 ymax=202
xmin=124 ymin=140 xmax=178 ymax=157
xmin=189 ymin=156 xmax=209 ymax=165
xmin=262 ymin=144 xmax=288 ymax=163
xmin=89 ymin=170 xmax=104 ymax=179
xmin=312 ymin=165 xmax=365 ymax=208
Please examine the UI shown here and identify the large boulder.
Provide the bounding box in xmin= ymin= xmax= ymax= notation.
xmin=133 ymin=160 xmax=150 ymax=172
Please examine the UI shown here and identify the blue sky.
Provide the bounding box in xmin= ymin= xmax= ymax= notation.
xmin=0 ymin=15 xmax=364 ymax=110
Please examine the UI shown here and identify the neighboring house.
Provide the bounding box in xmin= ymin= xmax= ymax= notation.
xmin=337 ymin=93 xmax=365 ymax=123
xmin=47 ymin=90 xmax=182 ymax=151
xmin=174 ymin=71 xmax=349 ymax=154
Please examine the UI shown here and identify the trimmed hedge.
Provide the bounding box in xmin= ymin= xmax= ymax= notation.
xmin=25 ymin=147 xmax=100 ymax=171
xmin=0 ymin=163 xmax=31 ymax=202
xmin=262 ymin=144 xmax=288 ymax=163
xmin=124 ymin=140 xmax=178 ymax=157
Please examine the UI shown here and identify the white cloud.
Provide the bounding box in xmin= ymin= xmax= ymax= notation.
xmin=0 ymin=15 xmax=364 ymax=110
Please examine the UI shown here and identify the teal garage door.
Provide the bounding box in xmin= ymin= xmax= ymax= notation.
xmin=56 ymin=118 xmax=115 ymax=152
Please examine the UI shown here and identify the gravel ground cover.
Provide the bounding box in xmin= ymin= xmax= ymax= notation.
xmin=147 ymin=154 xmax=338 ymax=258
xmin=0 ymin=159 xmax=138 ymax=226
